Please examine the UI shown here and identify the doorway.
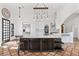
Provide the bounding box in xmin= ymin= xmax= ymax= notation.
xmin=61 ymin=24 xmax=64 ymax=33
xmin=63 ymin=13 xmax=79 ymax=39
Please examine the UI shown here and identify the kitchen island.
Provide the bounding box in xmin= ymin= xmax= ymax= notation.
xmin=18 ymin=35 xmax=64 ymax=54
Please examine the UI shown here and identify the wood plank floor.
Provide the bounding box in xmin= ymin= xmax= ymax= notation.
xmin=0 ymin=39 xmax=79 ymax=56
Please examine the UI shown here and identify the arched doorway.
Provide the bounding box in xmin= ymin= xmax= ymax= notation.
xmin=63 ymin=13 xmax=79 ymax=39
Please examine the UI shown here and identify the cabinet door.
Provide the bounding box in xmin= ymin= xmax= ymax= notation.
xmin=47 ymin=38 xmax=54 ymax=50
xmin=30 ymin=38 xmax=40 ymax=51
xmin=20 ymin=38 xmax=29 ymax=50
xmin=24 ymin=38 xmax=29 ymax=50
xmin=42 ymin=38 xmax=48 ymax=51
xmin=53 ymin=38 xmax=62 ymax=49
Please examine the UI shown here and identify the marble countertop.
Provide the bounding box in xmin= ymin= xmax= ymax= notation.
xmin=22 ymin=34 xmax=61 ymax=38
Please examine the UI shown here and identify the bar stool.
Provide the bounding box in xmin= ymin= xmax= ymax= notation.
xmin=15 ymin=35 xmax=23 ymax=42
xmin=18 ymin=38 xmax=27 ymax=56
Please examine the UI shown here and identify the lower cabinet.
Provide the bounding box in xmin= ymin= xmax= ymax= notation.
xmin=30 ymin=39 xmax=40 ymax=51
xmin=42 ymin=38 xmax=48 ymax=51
xmin=20 ymin=38 xmax=63 ymax=51
xmin=48 ymin=38 xmax=54 ymax=50
xmin=20 ymin=38 xmax=29 ymax=50
xmin=53 ymin=38 xmax=62 ymax=50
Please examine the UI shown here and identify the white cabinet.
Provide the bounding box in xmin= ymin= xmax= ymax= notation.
xmin=61 ymin=32 xmax=73 ymax=43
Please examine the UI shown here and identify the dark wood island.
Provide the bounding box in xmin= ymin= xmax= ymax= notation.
xmin=18 ymin=37 xmax=64 ymax=55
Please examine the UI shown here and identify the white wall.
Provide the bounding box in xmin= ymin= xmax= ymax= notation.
xmin=0 ymin=4 xmax=2 ymax=46
xmin=20 ymin=3 xmax=79 ymax=36
xmin=0 ymin=3 xmax=19 ymax=45
xmin=18 ymin=3 xmax=56 ymax=36
xmin=3 ymin=3 xmax=79 ymax=37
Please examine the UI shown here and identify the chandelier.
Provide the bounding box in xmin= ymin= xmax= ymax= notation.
xmin=33 ymin=3 xmax=48 ymax=21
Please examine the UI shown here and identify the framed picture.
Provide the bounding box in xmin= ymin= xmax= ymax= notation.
xmin=22 ymin=23 xmax=31 ymax=35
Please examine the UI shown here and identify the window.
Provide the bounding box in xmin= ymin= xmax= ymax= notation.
xmin=2 ymin=18 xmax=10 ymax=43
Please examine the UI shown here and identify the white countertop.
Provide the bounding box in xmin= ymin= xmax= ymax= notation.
xmin=22 ymin=34 xmax=61 ymax=38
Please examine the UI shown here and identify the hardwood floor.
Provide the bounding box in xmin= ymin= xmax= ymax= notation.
xmin=0 ymin=39 xmax=79 ymax=56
